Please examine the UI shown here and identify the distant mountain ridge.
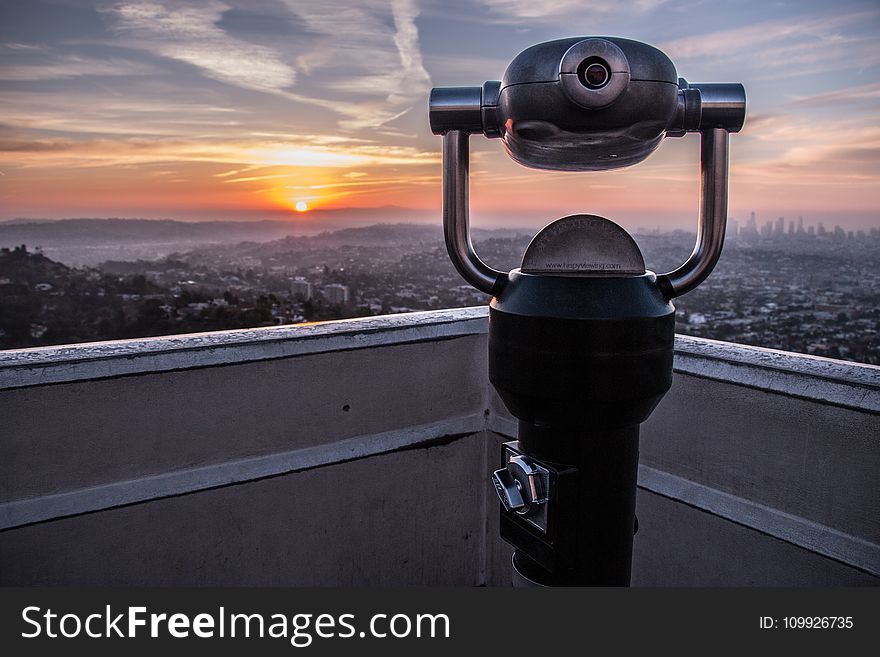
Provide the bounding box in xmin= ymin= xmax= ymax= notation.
xmin=0 ymin=217 xmax=529 ymax=267
xmin=0 ymin=215 xmax=524 ymax=242
xmin=0 ymin=218 xmax=317 ymax=244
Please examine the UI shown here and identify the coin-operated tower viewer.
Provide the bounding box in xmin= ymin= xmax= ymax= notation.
xmin=429 ymin=37 xmax=746 ymax=586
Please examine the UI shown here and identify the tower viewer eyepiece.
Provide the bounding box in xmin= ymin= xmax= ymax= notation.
xmin=580 ymin=59 xmax=610 ymax=88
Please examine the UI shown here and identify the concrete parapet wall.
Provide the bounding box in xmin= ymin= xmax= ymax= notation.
xmin=1 ymin=308 xmax=877 ymax=585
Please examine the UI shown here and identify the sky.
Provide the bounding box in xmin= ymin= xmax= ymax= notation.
xmin=0 ymin=0 xmax=878 ymax=230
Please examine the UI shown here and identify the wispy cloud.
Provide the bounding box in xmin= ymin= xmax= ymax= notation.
xmin=1 ymin=0 xmax=877 ymax=222
xmin=790 ymin=82 xmax=880 ymax=107
xmin=0 ymin=89 xmax=243 ymax=136
xmin=265 ymin=172 xmax=442 ymax=204
xmin=734 ymin=119 xmax=880 ymax=185
xmin=100 ymin=1 xmax=297 ymax=93
xmin=478 ymin=0 xmax=669 ymax=21
xmin=659 ymin=8 xmax=880 ymax=79
xmin=0 ymin=132 xmax=438 ymax=169
xmin=0 ymin=43 xmax=159 ymax=82
xmin=661 ymin=10 xmax=870 ymax=58
xmin=0 ymin=53 xmax=157 ymax=81
xmin=280 ymin=0 xmax=431 ymax=130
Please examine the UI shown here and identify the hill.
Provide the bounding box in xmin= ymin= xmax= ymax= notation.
xmin=0 ymin=217 xmax=523 ymax=266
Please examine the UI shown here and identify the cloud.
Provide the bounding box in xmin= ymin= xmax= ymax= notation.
xmin=1 ymin=43 xmax=43 ymax=51
xmin=478 ymin=0 xmax=669 ymax=21
xmin=661 ymin=10 xmax=865 ymax=58
xmin=279 ymin=0 xmax=432 ymax=130
xmin=2 ymin=1 xmax=433 ymax=145
xmin=0 ymin=131 xmax=438 ymax=169
xmin=0 ymin=54 xmax=157 ymax=81
xmin=734 ymin=119 xmax=880 ymax=185
xmin=100 ymin=1 xmax=297 ymax=93
xmin=0 ymin=89 xmax=243 ymax=136
xmin=275 ymin=171 xmax=441 ymax=202
xmin=391 ymin=0 xmax=430 ymax=98
xmin=659 ymin=8 xmax=880 ymax=78
xmin=790 ymin=83 xmax=880 ymax=107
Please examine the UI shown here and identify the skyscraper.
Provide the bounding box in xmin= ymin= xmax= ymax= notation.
xmin=744 ymin=211 xmax=758 ymax=236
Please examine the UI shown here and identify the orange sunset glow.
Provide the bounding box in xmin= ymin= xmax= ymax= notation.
xmin=0 ymin=1 xmax=878 ymax=230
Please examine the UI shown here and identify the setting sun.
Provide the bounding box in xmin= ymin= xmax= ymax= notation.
xmin=295 ymin=201 xmax=309 ymax=212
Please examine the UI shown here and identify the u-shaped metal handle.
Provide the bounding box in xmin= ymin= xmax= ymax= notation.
xmin=443 ymin=127 xmax=731 ymax=300
xmin=657 ymin=127 xmax=730 ymax=299
xmin=443 ymin=130 xmax=506 ymax=295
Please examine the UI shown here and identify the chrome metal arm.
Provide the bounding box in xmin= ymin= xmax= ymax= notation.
xmin=658 ymin=128 xmax=729 ymax=298
xmin=443 ymin=130 xmax=506 ymax=295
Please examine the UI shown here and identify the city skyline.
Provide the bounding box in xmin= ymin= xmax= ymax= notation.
xmin=3 ymin=220 xmax=877 ymax=364
xmin=1 ymin=0 xmax=878 ymax=230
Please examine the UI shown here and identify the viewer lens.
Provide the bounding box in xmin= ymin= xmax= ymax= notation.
xmin=584 ymin=62 xmax=610 ymax=88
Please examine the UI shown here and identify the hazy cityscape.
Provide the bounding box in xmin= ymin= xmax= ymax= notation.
xmin=1 ymin=216 xmax=878 ymax=365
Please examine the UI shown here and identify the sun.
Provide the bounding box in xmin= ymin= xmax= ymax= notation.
xmin=294 ymin=200 xmax=309 ymax=212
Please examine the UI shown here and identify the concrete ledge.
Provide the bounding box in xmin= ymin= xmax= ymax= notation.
xmin=3 ymin=308 xmax=875 ymax=411
xmin=0 ymin=307 xmax=490 ymax=390
xmin=674 ymin=335 xmax=880 ymax=413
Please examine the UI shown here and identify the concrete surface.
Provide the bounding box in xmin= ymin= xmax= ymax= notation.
xmin=1 ymin=307 xmax=877 ymax=585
